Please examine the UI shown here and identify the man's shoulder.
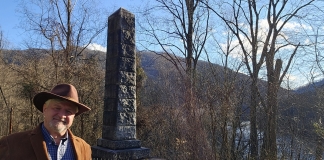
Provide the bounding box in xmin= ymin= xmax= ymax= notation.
xmin=0 ymin=125 xmax=41 ymax=143
xmin=69 ymin=133 xmax=92 ymax=158
xmin=0 ymin=129 xmax=34 ymax=151
xmin=68 ymin=129 xmax=89 ymax=145
xmin=72 ymin=135 xmax=90 ymax=145
xmin=69 ymin=133 xmax=91 ymax=151
xmin=0 ymin=128 xmax=37 ymax=142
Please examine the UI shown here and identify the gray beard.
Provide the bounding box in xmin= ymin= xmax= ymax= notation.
xmin=49 ymin=121 xmax=68 ymax=133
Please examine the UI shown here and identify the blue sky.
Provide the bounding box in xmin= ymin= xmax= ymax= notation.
xmin=0 ymin=0 xmax=21 ymax=47
xmin=0 ymin=0 xmax=321 ymax=89
xmin=0 ymin=0 xmax=143 ymax=49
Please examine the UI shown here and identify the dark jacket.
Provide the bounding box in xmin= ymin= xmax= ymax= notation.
xmin=0 ymin=123 xmax=91 ymax=160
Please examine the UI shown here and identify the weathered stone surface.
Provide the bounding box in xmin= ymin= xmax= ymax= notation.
xmin=102 ymin=126 xmax=136 ymax=140
xmin=121 ymin=30 xmax=135 ymax=45
xmin=103 ymin=111 xmax=136 ymax=126
xmin=104 ymin=98 xmax=136 ymax=112
xmin=119 ymin=71 xmax=136 ymax=85
xmin=119 ymin=57 xmax=136 ymax=72
xmin=107 ymin=44 xmax=135 ymax=58
xmin=121 ymin=44 xmax=135 ymax=58
xmin=106 ymin=85 xmax=135 ymax=99
xmin=105 ymin=71 xmax=118 ymax=84
xmin=102 ymin=111 xmax=117 ymax=126
xmin=106 ymin=60 xmax=118 ymax=72
xmin=106 ymin=84 xmax=118 ymax=99
xmin=117 ymin=112 xmax=136 ymax=125
xmin=108 ymin=29 xmax=135 ymax=45
xmin=104 ymin=98 xmax=117 ymax=111
xmin=106 ymin=71 xmax=136 ymax=85
xmin=97 ymin=139 xmax=141 ymax=150
xmin=106 ymin=57 xmax=135 ymax=72
xmin=117 ymin=85 xmax=136 ymax=99
xmin=117 ymin=99 xmax=136 ymax=112
xmin=108 ymin=8 xmax=135 ymax=32
xmin=92 ymin=8 xmax=149 ymax=159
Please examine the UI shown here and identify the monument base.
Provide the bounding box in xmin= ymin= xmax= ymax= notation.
xmin=97 ymin=138 xmax=142 ymax=150
xmin=92 ymin=145 xmax=150 ymax=160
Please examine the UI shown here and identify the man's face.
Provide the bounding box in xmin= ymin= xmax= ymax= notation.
xmin=43 ymin=99 xmax=78 ymax=135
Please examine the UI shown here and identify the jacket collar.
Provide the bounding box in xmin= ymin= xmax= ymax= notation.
xmin=30 ymin=123 xmax=50 ymax=159
xmin=29 ymin=123 xmax=83 ymax=159
xmin=67 ymin=128 xmax=83 ymax=159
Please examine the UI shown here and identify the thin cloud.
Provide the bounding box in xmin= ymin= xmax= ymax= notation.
xmin=86 ymin=43 xmax=106 ymax=52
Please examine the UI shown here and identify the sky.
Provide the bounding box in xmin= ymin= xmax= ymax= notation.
xmin=0 ymin=0 xmax=21 ymax=48
xmin=0 ymin=0 xmax=143 ymax=49
xmin=0 ymin=0 xmax=322 ymax=89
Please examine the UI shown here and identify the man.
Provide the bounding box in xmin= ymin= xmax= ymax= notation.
xmin=0 ymin=83 xmax=92 ymax=160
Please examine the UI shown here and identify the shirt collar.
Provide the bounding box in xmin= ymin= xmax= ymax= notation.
xmin=41 ymin=122 xmax=68 ymax=144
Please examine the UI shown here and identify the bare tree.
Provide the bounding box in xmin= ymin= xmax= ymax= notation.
xmin=1 ymin=0 xmax=109 ymax=144
xmin=306 ymin=30 xmax=324 ymax=159
xmin=138 ymin=0 xmax=211 ymax=159
xmin=19 ymin=0 xmax=106 ymax=81
xmin=206 ymin=0 xmax=317 ymax=159
xmin=138 ymin=0 xmax=210 ymax=77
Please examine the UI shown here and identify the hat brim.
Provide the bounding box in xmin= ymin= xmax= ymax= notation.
xmin=33 ymin=92 xmax=91 ymax=116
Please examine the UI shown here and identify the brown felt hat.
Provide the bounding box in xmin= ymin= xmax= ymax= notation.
xmin=33 ymin=83 xmax=91 ymax=116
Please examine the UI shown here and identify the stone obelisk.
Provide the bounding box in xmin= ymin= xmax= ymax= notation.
xmin=91 ymin=8 xmax=150 ymax=159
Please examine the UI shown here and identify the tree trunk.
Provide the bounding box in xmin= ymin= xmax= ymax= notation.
xmin=262 ymin=58 xmax=282 ymax=159
xmin=250 ymin=76 xmax=259 ymax=159
xmin=315 ymin=136 xmax=323 ymax=160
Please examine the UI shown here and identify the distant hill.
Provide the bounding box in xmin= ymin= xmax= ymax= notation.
xmin=293 ymin=79 xmax=324 ymax=94
xmin=2 ymin=48 xmax=308 ymax=120
xmin=1 ymin=48 xmax=322 ymax=150
xmin=278 ymin=78 xmax=324 ymax=141
xmin=138 ymin=50 xmax=287 ymax=93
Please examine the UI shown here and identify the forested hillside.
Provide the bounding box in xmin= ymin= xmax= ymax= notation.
xmin=0 ymin=48 xmax=323 ymax=159
xmin=137 ymin=51 xmax=322 ymax=159
xmin=0 ymin=48 xmax=105 ymax=145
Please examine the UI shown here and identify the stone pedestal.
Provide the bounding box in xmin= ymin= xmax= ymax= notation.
xmin=91 ymin=8 xmax=150 ymax=160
